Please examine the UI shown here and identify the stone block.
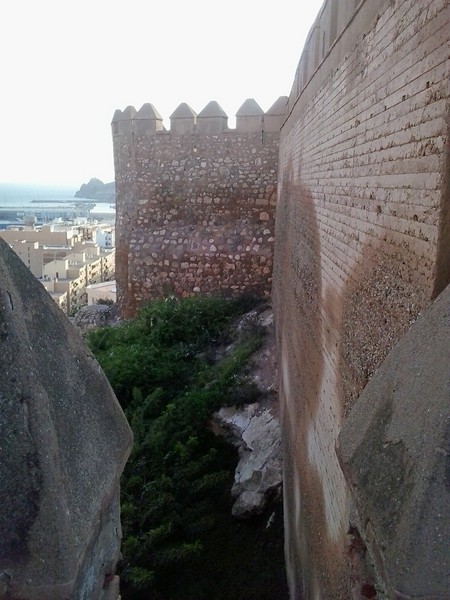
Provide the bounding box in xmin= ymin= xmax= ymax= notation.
xmin=338 ymin=283 xmax=450 ymax=598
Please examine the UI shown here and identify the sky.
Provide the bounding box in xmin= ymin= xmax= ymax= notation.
xmin=0 ymin=0 xmax=324 ymax=187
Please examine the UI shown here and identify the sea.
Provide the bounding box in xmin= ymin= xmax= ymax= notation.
xmin=0 ymin=183 xmax=115 ymax=226
xmin=0 ymin=183 xmax=78 ymax=207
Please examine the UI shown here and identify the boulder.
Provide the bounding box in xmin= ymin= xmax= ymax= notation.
xmin=212 ymin=307 xmax=282 ymax=518
xmin=214 ymin=402 xmax=282 ymax=518
xmin=0 ymin=238 xmax=132 ymax=599
xmin=73 ymin=303 xmax=118 ymax=331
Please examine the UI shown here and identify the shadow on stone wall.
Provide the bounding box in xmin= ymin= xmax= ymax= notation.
xmin=340 ymin=245 xmax=428 ymax=416
xmin=274 ymin=154 xmax=437 ymax=598
xmin=433 ymin=120 xmax=450 ymax=298
xmin=274 ymin=160 xmax=352 ymax=599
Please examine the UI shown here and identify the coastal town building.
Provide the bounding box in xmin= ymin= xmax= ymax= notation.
xmin=0 ymin=220 xmax=115 ymax=314
xmin=40 ymin=277 xmax=69 ymax=313
xmin=86 ymin=280 xmax=117 ymax=305
xmin=6 ymin=239 xmax=43 ymax=277
xmin=93 ymin=225 xmax=115 ymax=248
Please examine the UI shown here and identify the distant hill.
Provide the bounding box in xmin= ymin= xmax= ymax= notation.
xmin=75 ymin=178 xmax=115 ymax=202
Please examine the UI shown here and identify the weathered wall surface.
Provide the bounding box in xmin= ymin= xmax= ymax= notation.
xmin=273 ymin=0 xmax=450 ymax=597
xmin=113 ymin=100 xmax=285 ymax=318
xmin=0 ymin=238 xmax=133 ymax=599
xmin=338 ymin=282 xmax=450 ymax=599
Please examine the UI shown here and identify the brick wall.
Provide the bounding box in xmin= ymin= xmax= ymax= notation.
xmin=273 ymin=0 xmax=450 ymax=597
xmin=113 ymin=101 xmax=283 ymax=318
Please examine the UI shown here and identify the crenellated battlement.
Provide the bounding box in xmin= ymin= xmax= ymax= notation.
xmin=287 ymin=0 xmax=390 ymax=121
xmin=111 ymin=97 xmax=288 ymax=136
xmin=112 ymin=97 xmax=285 ymax=317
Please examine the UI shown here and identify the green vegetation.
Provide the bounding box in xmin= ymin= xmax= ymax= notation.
xmin=87 ymin=295 xmax=288 ymax=600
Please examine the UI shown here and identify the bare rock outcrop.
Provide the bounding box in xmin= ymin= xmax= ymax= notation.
xmin=75 ymin=178 xmax=115 ymax=202
xmin=213 ymin=306 xmax=282 ymax=518
xmin=214 ymin=402 xmax=282 ymax=518
xmin=72 ymin=303 xmax=119 ymax=331
xmin=0 ymin=238 xmax=132 ymax=599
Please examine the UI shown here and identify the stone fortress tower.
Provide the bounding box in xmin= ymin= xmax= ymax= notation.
xmin=112 ymin=97 xmax=287 ymax=318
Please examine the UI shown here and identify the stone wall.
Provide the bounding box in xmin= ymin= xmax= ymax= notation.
xmin=272 ymin=0 xmax=450 ymax=597
xmin=337 ymin=282 xmax=450 ymax=599
xmin=112 ymin=98 xmax=286 ymax=318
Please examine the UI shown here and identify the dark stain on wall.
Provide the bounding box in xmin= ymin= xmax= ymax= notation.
xmin=274 ymin=161 xmax=352 ymax=598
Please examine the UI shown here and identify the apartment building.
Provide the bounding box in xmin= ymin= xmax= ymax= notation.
xmin=41 ymin=278 xmax=68 ymax=313
xmin=0 ymin=224 xmax=82 ymax=247
xmin=93 ymin=226 xmax=115 ymax=249
xmin=42 ymin=248 xmax=115 ymax=315
xmin=7 ymin=240 xmax=43 ymax=277
xmin=2 ymin=221 xmax=115 ymax=314
xmin=86 ymin=281 xmax=116 ymax=305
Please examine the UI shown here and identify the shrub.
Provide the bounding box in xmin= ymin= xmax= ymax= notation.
xmin=87 ymin=295 xmax=287 ymax=600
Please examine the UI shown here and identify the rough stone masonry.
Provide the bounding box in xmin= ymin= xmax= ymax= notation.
xmin=112 ymin=97 xmax=286 ymax=318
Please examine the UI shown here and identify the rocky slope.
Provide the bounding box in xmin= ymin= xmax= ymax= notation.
xmin=212 ymin=306 xmax=282 ymax=518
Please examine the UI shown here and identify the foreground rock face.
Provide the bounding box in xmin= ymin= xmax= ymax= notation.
xmin=338 ymin=283 xmax=450 ymax=599
xmin=0 ymin=239 xmax=132 ymax=599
